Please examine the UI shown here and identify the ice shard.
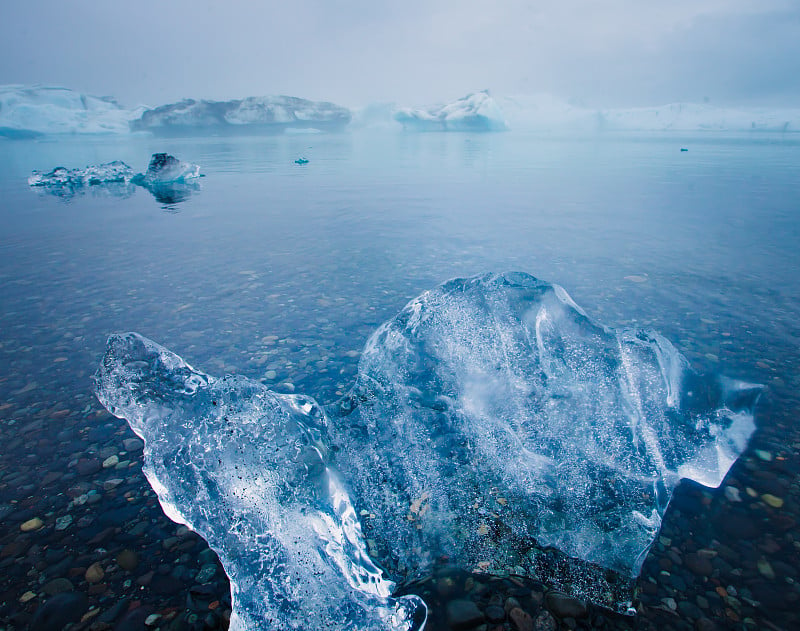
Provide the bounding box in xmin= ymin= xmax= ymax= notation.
xmin=94 ymin=333 xmax=426 ymax=631
xmin=94 ymin=272 xmax=760 ymax=620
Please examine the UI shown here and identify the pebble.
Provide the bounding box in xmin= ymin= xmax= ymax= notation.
xmin=123 ymin=438 xmax=144 ymax=452
xmin=55 ymin=514 xmax=73 ymax=531
xmin=544 ymin=592 xmax=587 ymax=619
xmin=20 ymin=590 xmax=37 ymax=603
xmin=42 ymin=577 xmax=74 ymax=595
xmin=509 ymin=607 xmax=534 ymax=631
xmin=533 ymin=610 xmax=557 ymax=631
xmin=762 ymin=494 xmax=784 ymax=508
xmin=85 ymin=562 xmax=105 ymax=583
xmin=757 ymin=558 xmax=775 ymax=579
xmin=102 ymin=455 xmax=119 ymax=468
xmin=21 ymin=517 xmax=44 ymax=531
xmin=117 ymin=549 xmax=139 ymax=571
xmin=446 ymin=599 xmax=484 ymax=630
xmin=724 ymin=486 xmax=742 ymax=502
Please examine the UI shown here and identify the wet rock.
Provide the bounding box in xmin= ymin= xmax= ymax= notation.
xmin=117 ymin=549 xmax=139 ymax=571
xmin=533 ymin=610 xmax=557 ymax=631
xmin=42 ymin=577 xmax=73 ymax=595
xmin=509 ymin=607 xmax=534 ymax=631
xmin=115 ymin=607 xmax=154 ymax=631
xmin=123 ymin=438 xmax=144 ymax=452
xmin=76 ymin=459 xmax=101 ymax=476
xmin=446 ymin=599 xmax=485 ymax=630
xmin=684 ymin=553 xmax=713 ymax=577
xmin=29 ymin=591 xmax=88 ymax=631
xmin=85 ymin=562 xmax=105 ymax=583
xmin=678 ymin=600 xmax=704 ymax=619
xmin=486 ymin=605 xmax=505 ymax=623
xmin=21 ymin=517 xmax=44 ymax=532
xmin=544 ymin=592 xmax=588 ymax=619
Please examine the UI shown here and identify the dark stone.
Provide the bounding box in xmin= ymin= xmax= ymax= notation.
xmin=76 ymin=459 xmax=101 ymax=476
xmin=678 ymin=600 xmax=704 ymax=619
xmin=509 ymin=607 xmax=534 ymax=631
xmin=41 ymin=577 xmax=73 ymax=595
xmin=114 ymin=606 xmax=153 ymax=631
xmin=446 ymin=599 xmax=485 ymax=630
xmin=684 ymin=553 xmax=713 ymax=577
xmin=544 ymin=592 xmax=588 ymax=619
xmin=695 ymin=617 xmax=719 ymax=631
xmin=486 ymin=605 xmax=506 ymax=623
xmin=29 ymin=592 xmax=88 ymax=631
xmin=98 ymin=598 xmax=130 ymax=624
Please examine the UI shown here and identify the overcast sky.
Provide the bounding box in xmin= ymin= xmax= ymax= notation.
xmin=1 ymin=0 xmax=799 ymax=108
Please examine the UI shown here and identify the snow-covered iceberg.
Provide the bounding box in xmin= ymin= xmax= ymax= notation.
xmin=94 ymin=272 xmax=760 ymax=623
xmin=394 ymin=91 xmax=508 ymax=131
xmin=131 ymin=96 xmax=352 ymax=135
xmin=0 ymin=85 xmax=141 ymax=137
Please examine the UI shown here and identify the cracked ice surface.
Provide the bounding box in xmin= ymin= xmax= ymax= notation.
xmin=94 ymin=272 xmax=759 ymax=622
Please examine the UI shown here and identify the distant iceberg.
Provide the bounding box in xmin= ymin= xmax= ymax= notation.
xmin=394 ymin=91 xmax=508 ymax=131
xmin=131 ymin=96 xmax=352 ymax=135
xmin=495 ymin=94 xmax=800 ymax=133
xmin=0 ymin=85 xmax=142 ymax=138
xmin=95 ymin=272 xmax=760 ymax=623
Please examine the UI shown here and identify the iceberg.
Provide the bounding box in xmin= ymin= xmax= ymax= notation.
xmin=94 ymin=272 xmax=760 ymax=624
xmin=131 ymin=96 xmax=352 ymax=135
xmin=0 ymin=85 xmax=141 ymax=137
xmin=394 ymin=91 xmax=507 ymax=132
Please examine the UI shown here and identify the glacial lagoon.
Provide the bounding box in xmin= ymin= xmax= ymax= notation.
xmin=1 ymin=130 xmax=799 ymax=630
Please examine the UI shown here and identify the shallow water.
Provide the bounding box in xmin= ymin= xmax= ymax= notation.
xmin=1 ymin=131 xmax=799 ymax=630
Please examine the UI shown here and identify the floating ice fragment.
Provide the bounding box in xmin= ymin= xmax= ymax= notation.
xmin=94 ymin=272 xmax=760 ymax=620
xmin=28 ymin=161 xmax=134 ymax=188
xmin=94 ymin=333 xmax=426 ymax=631
xmin=131 ymin=153 xmax=201 ymax=185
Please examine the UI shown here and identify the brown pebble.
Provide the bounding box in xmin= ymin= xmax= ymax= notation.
xmin=85 ymin=562 xmax=104 ymax=583
xmin=509 ymin=607 xmax=534 ymax=631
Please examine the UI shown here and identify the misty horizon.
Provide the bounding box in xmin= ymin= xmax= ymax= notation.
xmin=2 ymin=1 xmax=799 ymax=110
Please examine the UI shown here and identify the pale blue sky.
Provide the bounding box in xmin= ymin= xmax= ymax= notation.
xmin=1 ymin=0 xmax=798 ymax=107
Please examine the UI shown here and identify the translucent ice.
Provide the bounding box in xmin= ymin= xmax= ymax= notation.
xmin=94 ymin=333 xmax=425 ymax=631
xmin=28 ymin=161 xmax=134 ymax=188
xmin=94 ymin=272 xmax=760 ymax=619
xmin=131 ymin=153 xmax=201 ymax=185
xmin=334 ymin=272 xmax=759 ymax=610
xmin=394 ymin=91 xmax=507 ymax=132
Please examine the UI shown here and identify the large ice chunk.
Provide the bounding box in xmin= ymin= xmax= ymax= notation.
xmin=394 ymin=91 xmax=507 ymax=131
xmin=94 ymin=272 xmax=760 ymax=618
xmin=0 ymin=85 xmax=141 ymax=137
xmin=94 ymin=333 xmax=425 ymax=631
xmin=333 ymin=272 xmax=759 ymax=610
xmin=131 ymin=96 xmax=351 ymax=135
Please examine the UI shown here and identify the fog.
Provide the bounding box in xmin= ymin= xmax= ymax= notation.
xmin=1 ymin=0 xmax=799 ymax=108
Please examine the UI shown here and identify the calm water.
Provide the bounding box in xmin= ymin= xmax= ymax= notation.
xmin=1 ymin=131 xmax=799 ymax=630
